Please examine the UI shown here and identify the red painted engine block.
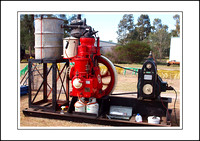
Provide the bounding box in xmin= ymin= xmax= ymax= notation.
xmin=69 ymin=37 xmax=104 ymax=98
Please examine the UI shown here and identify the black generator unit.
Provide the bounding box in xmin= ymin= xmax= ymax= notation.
xmin=137 ymin=58 xmax=168 ymax=100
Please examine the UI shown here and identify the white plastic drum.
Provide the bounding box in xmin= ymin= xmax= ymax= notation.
xmin=63 ymin=37 xmax=79 ymax=59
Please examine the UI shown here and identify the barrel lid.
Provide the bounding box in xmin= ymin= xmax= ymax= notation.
xmin=63 ymin=37 xmax=78 ymax=40
xmin=35 ymin=17 xmax=64 ymax=21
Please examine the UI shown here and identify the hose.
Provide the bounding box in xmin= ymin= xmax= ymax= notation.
xmin=114 ymin=64 xmax=138 ymax=73
xmin=166 ymin=86 xmax=179 ymax=126
xmin=172 ymin=87 xmax=178 ymax=126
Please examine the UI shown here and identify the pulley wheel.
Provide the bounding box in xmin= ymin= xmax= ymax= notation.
xmin=143 ymin=84 xmax=153 ymax=95
xmin=98 ymin=55 xmax=117 ymax=95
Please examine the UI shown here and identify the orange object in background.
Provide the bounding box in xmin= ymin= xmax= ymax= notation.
xmin=167 ymin=60 xmax=180 ymax=66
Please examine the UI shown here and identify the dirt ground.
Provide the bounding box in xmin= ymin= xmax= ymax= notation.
xmin=20 ymin=63 xmax=180 ymax=127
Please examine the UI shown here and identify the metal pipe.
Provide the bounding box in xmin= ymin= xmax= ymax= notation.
xmin=40 ymin=15 xmax=43 ymax=59
xmin=114 ymin=64 xmax=138 ymax=73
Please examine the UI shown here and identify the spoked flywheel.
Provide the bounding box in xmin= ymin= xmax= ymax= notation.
xmin=98 ymin=55 xmax=117 ymax=96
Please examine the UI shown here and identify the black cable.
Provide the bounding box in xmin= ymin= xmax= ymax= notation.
xmin=172 ymin=87 xmax=178 ymax=126
xmin=166 ymin=85 xmax=179 ymax=126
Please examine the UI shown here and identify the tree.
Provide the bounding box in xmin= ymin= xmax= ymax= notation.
xmin=152 ymin=18 xmax=162 ymax=32
xmin=136 ymin=14 xmax=151 ymax=41
xmin=148 ymin=18 xmax=171 ymax=59
xmin=105 ymin=40 xmax=150 ymax=63
xmin=171 ymin=14 xmax=180 ymax=37
xmin=117 ymin=14 xmax=137 ymax=45
xmin=20 ymin=14 xmax=35 ymax=55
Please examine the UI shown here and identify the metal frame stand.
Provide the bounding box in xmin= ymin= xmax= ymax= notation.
xmin=28 ymin=59 xmax=69 ymax=112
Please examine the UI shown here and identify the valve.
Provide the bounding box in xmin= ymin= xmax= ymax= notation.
xmin=61 ymin=14 xmax=98 ymax=38
xmin=60 ymin=106 xmax=66 ymax=114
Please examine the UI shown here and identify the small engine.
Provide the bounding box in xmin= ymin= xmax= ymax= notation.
xmin=62 ymin=15 xmax=117 ymax=99
xmin=137 ymin=52 xmax=168 ymax=100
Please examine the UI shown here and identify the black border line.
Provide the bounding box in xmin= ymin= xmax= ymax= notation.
xmin=17 ymin=11 xmax=183 ymax=130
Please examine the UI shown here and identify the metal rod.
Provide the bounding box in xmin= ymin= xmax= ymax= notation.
xmin=20 ymin=70 xmax=28 ymax=84
xmin=28 ymin=60 xmax=32 ymax=108
xmin=57 ymin=63 xmax=67 ymax=97
xmin=23 ymin=75 xmax=29 ymax=86
xmin=40 ymin=15 xmax=43 ymax=59
xmin=52 ymin=62 xmax=57 ymax=112
xmin=47 ymin=62 xmax=67 ymax=97
xmin=114 ymin=64 xmax=138 ymax=73
xmin=23 ymin=64 xmax=37 ymax=86
xmin=66 ymin=62 xmax=70 ymax=104
xmin=31 ymin=65 xmax=53 ymax=103
xmin=111 ymin=92 xmax=137 ymax=95
xmin=43 ymin=63 xmax=47 ymax=102
xmin=57 ymin=69 xmax=67 ymax=100
xmin=33 ymin=64 xmax=52 ymax=89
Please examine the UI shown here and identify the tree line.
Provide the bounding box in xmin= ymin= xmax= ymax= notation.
xmin=113 ymin=14 xmax=180 ymax=63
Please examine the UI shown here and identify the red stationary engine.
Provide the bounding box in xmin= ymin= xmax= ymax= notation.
xmin=62 ymin=14 xmax=117 ymax=99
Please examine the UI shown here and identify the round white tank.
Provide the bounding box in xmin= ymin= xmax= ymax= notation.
xmin=86 ymin=98 xmax=99 ymax=115
xmin=35 ymin=18 xmax=64 ymax=59
xmin=74 ymin=97 xmax=86 ymax=113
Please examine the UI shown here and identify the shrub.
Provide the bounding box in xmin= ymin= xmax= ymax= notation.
xmin=104 ymin=40 xmax=150 ymax=63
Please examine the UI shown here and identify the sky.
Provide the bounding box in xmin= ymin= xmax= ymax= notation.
xmin=81 ymin=12 xmax=181 ymax=43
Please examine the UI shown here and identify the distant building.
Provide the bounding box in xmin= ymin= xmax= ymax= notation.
xmin=169 ymin=37 xmax=182 ymax=62
xmin=95 ymin=40 xmax=117 ymax=54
